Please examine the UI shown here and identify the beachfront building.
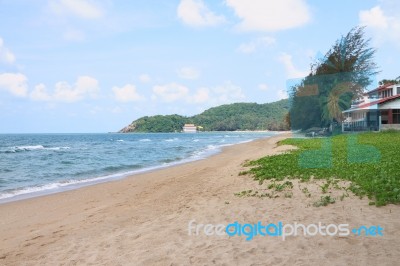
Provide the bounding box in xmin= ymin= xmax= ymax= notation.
xmin=182 ymin=124 xmax=197 ymax=133
xmin=342 ymin=83 xmax=400 ymax=132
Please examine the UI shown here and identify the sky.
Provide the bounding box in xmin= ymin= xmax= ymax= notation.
xmin=0 ymin=0 xmax=399 ymax=133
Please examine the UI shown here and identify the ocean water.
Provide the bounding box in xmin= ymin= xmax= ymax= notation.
xmin=0 ymin=132 xmax=275 ymax=202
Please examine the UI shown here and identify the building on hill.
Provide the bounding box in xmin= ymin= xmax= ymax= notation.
xmin=182 ymin=124 xmax=197 ymax=133
xmin=342 ymin=83 xmax=400 ymax=132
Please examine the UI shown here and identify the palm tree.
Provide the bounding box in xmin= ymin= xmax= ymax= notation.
xmin=321 ymin=82 xmax=355 ymax=124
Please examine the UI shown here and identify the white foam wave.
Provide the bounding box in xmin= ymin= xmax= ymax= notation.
xmin=0 ymin=135 xmax=265 ymax=203
xmin=5 ymin=145 xmax=71 ymax=152
xmin=139 ymin=139 xmax=151 ymax=142
xmin=224 ymin=135 xmax=240 ymax=138
xmin=0 ymin=171 xmax=136 ymax=201
xmin=16 ymin=145 xmax=45 ymax=151
xmin=189 ymin=144 xmax=219 ymax=159
xmin=165 ymin=138 xmax=179 ymax=142
xmin=46 ymin=146 xmax=71 ymax=151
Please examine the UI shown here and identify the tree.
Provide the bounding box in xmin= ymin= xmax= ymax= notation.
xmin=290 ymin=26 xmax=379 ymax=130
xmin=321 ymin=82 xmax=354 ymax=123
xmin=378 ymin=78 xmax=400 ymax=85
xmin=120 ymin=100 xmax=290 ymax=132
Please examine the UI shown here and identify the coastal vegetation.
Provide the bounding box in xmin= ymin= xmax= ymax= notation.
xmin=378 ymin=76 xmax=400 ymax=85
xmin=119 ymin=99 xmax=289 ymax=132
xmin=241 ymin=131 xmax=400 ymax=206
xmin=289 ymin=26 xmax=379 ymax=130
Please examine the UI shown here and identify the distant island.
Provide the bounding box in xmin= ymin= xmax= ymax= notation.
xmin=119 ymin=99 xmax=289 ymax=133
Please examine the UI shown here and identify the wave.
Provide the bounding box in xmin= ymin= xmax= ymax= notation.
xmin=102 ymin=164 xmax=143 ymax=172
xmin=189 ymin=139 xmax=254 ymax=159
xmin=1 ymin=145 xmax=71 ymax=153
xmin=0 ymin=159 xmax=192 ymax=202
xmin=17 ymin=145 xmax=45 ymax=151
xmin=0 ymin=175 xmax=122 ymax=201
xmin=160 ymin=157 xmax=182 ymax=164
xmin=46 ymin=146 xmax=71 ymax=151
xmin=0 ymin=134 xmax=267 ymax=203
xmin=224 ymin=135 xmax=240 ymax=138
xmin=0 ymin=170 xmax=142 ymax=201
xmin=165 ymin=138 xmax=179 ymax=142
xmin=0 ymin=144 xmax=224 ymax=202
xmin=189 ymin=144 xmax=219 ymax=159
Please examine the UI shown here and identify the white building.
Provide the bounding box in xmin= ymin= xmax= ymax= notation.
xmin=342 ymin=83 xmax=400 ymax=131
xmin=182 ymin=124 xmax=197 ymax=133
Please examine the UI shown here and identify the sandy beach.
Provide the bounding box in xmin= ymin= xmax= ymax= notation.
xmin=1 ymin=134 xmax=399 ymax=265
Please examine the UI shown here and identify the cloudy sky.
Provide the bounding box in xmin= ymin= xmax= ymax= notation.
xmin=0 ymin=0 xmax=399 ymax=133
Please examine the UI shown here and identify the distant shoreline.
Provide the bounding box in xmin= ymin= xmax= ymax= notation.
xmin=113 ymin=130 xmax=290 ymax=134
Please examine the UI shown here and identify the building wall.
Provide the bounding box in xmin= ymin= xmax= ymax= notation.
xmin=381 ymin=124 xmax=400 ymax=130
xmin=377 ymin=85 xmax=400 ymax=98
xmin=345 ymin=110 xmax=368 ymax=121
xmin=379 ymin=98 xmax=400 ymax=109
xmin=183 ymin=126 xmax=197 ymax=133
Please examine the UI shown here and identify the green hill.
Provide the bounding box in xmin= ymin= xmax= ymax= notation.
xmin=119 ymin=99 xmax=289 ymax=133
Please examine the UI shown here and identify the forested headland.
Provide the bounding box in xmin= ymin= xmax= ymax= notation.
xmin=119 ymin=99 xmax=289 ymax=133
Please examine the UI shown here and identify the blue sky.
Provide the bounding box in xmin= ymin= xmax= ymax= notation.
xmin=0 ymin=0 xmax=399 ymax=133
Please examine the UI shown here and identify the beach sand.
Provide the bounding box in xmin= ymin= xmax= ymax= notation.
xmin=0 ymin=134 xmax=399 ymax=265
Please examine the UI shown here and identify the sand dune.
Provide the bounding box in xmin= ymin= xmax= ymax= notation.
xmin=0 ymin=134 xmax=399 ymax=265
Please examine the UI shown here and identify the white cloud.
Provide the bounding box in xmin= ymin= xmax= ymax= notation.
xmin=277 ymin=89 xmax=288 ymax=99
xmin=177 ymin=67 xmax=200 ymax=79
xmin=258 ymin=84 xmax=268 ymax=91
xmin=152 ymin=83 xmax=189 ymax=102
xmin=359 ymin=3 xmax=400 ymax=46
xmin=30 ymin=83 xmax=51 ymax=101
xmin=63 ymin=28 xmax=85 ymax=42
xmin=177 ymin=0 xmax=225 ymax=27
xmin=139 ymin=74 xmax=151 ymax=83
xmin=211 ymin=81 xmax=245 ymax=104
xmin=359 ymin=6 xmax=387 ymax=29
xmin=238 ymin=36 xmax=276 ymax=53
xmin=278 ymin=53 xmax=309 ymax=78
xmin=0 ymin=38 xmax=16 ymax=64
xmin=30 ymin=76 xmax=100 ymax=102
xmin=112 ymin=84 xmax=144 ymax=102
xmin=151 ymin=81 xmax=245 ymax=106
xmin=225 ymin=0 xmax=311 ymax=31
xmin=187 ymin=87 xmax=209 ymax=103
xmin=55 ymin=76 xmax=99 ymax=102
xmin=49 ymin=0 xmax=104 ymax=19
xmin=0 ymin=73 xmax=28 ymax=97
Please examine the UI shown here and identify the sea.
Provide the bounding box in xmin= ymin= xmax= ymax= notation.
xmin=0 ymin=132 xmax=275 ymax=203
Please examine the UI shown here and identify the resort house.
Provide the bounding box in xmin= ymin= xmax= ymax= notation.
xmin=182 ymin=124 xmax=197 ymax=133
xmin=342 ymin=83 xmax=400 ymax=132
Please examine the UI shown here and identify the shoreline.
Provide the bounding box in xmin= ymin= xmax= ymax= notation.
xmin=1 ymin=133 xmax=399 ymax=265
xmin=0 ymin=133 xmax=275 ymax=204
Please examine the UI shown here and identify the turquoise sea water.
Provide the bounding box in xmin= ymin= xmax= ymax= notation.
xmin=0 ymin=132 xmax=275 ymax=202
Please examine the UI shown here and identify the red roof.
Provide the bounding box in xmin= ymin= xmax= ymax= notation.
xmin=356 ymin=94 xmax=400 ymax=109
xmin=365 ymin=83 xmax=395 ymax=95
